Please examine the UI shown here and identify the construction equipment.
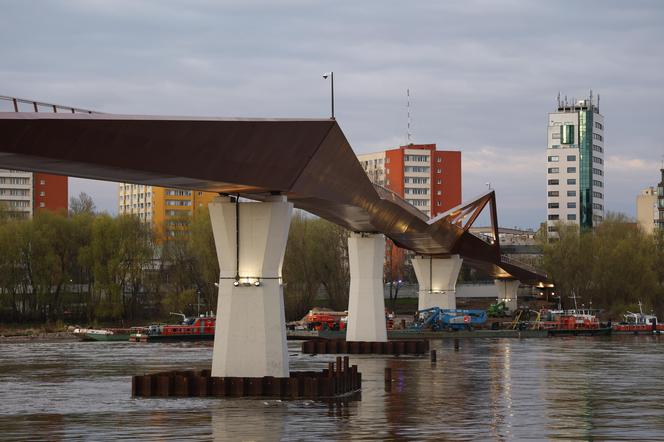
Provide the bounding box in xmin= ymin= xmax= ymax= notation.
xmin=409 ymin=307 xmax=488 ymax=332
xmin=488 ymin=301 xmax=508 ymax=317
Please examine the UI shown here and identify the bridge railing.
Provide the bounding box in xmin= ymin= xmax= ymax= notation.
xmin=499 ymin=254 xmax=547 ymax=279
xmin=0 ymin=95 xmax=98 ymax=114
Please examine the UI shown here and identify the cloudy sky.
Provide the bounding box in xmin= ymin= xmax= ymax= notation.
xmin=1 ymin=0 xmax=662 ymax=228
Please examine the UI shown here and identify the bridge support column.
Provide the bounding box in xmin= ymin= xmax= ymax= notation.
xmin=210 ymin=195 xmax=292 ymax=378
xmin=412 ymin=255 xmax=462 ymax=311
xmin=346 ymin=233 xmax=388 ymax=342
xmin=494 ymin=279 xmax=520 ymax=313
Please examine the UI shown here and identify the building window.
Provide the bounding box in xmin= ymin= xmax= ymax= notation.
xmin=548 ymin=191 xmax=559 ymax=197
xmin=593 ymin=168 xmax=603 ymax=176
xmin=39 ymin=191 xmax=45 ymax=197
xmin=436 ymin=168 xmax=441 ymax=174
xmin=548 ymin=226 xmax=557 ymax=232
xmin=567 ymin=190 xmax=576 ymax=197
xmin=405 ymin=188 xmax=428 ymax=195
xmin=594 ymin=122 xmax=603 ymax=130
xmin=436 ymin=190 xmax=442 ymax=196
xmin=593 ymin=133 xmax=603 ymax=141
xmin=548 ymin=179 xmax=559 ymax=185
xmin=405 ymin=177 xmax=429 ymax=184
xmin=548 ymin=156 xmax=559 ymax=162
xmin=436 ymin=157 xmax=442 ymax=163
xmin=567 ymin=202 xmax=576 ymax=208
xmin=165 ymin=189 xmax=192 ymax=196
xmin=561 ymin=124 xmax=575 ymax=144
xmin=567 ymin=179 xmax=576 ymax=185
xmin=40 ymin=179 xmax=46 ymax=185
xmin=567 ymin=214 xmax=576 ymax=220
xmin=39 ymin=202 xmax=45 ymax=208
xmin=593 ymin=156 xmax=603 ymax=165
xmin=548 ymin=168 xmax=559 ymax=174
xmin=548 ymin=203 xmax=559 ymax=209
xmin=166 ymin=200 xmax=192 ymax=206
xmin=567 ymin=155 xmax=576 ymax=161
xmin=593 ymin=180 xmax=603 ymax=188
xmin=404 ymin=154 xmax=429 ymax=162
xmin=567 ymin=167 xmax=576 ymax=173
xmin=404 ymin=166 xmax=429 ymax=173
xmin=436 ymin=201 xmax=442 ymax=206
xmin=548 ymin=214 xmax=559 ymax=220
xmin=436 ymin=179 xmax=442 ymax=184
xmin=593 ymin=144 xmax=603 ymax=153
xmin=593 ymin=203 xmax=603 ymax=210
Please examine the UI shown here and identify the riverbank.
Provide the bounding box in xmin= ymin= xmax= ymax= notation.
xmin=0 ymin=330 xmax=76 ymax=343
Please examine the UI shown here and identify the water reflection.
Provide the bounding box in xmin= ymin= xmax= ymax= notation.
xmin=1 ymin=337 xmax=664 ymax=439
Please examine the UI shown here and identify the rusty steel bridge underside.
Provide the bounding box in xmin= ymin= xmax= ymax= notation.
xmin=0 ymin=107 xmax=547 ymax=283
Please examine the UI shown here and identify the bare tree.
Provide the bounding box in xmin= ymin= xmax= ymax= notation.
xmin=69 ymin=192 xmax=96 ymax=215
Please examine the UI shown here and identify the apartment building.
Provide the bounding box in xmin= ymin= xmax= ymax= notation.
xmin=546 ymin=93 xmax=604 ymax=238
xmin=118 ymin=184 xmax=217 ymax=238
xmin=0 ymin=169 xmax=67 ymax=218
xmin=357 ymin=143 xmax=462 ymax=218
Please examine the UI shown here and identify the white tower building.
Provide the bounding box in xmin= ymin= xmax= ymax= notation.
xmin=546 ymin=93 xmax=604 ymax=237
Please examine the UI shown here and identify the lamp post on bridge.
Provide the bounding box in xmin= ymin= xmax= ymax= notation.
xmin=322 ymin=72 xmax=334 ymax=120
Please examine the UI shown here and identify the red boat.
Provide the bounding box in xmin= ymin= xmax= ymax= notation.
xmin=613 ymin=302 xmax=663 ymax=334
xmin=539 ymin=309 xmax=612 ymax=336
xmin=130 ymin=313 xmax=216 ymax=342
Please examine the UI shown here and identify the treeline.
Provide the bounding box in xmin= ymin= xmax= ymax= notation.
xmin=0 ymin=199 xmax=352 ymax=324
xmin=0 ymin=207 xmax=219 ymax=324
xmin=542 ymin=213 xmax=664 ymax=318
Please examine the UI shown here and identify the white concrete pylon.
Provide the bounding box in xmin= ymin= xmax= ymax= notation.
xmin=494 ymin=279 xmax=520 ymax=312
xmin=209 ymin=195 xmax=292 ymax=378
xmin=411 ymin=255 xmax=462 ymax=311
xmin=346 ymin=232 xmax=388 ymax=342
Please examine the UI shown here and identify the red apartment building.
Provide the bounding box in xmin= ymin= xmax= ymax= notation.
xmin=358 ymin=143 xmax=462 ymax=280
xmin=33 ymin=173 xmax=68 ymax=213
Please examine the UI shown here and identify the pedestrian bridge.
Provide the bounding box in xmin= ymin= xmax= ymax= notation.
xmin=0 ymin=101 xmax=548 ymax=377
xmin=0 ymin=110 xmax=545 ymax=283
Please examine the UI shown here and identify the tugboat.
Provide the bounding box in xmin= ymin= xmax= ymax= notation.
xmin=539 ymin=294 xmax=611 ymax=336
xmin=613 ymin=301 xmax=662 ymax=334
xmin=540 ymin=308 xmax=611 ymax=336
xmin=130 ymin=312 xmax=216 ymax=342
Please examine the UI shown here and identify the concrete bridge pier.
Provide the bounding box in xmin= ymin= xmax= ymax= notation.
xmin=346 ymin=232 xmax=388 ymax=342
xmin=412 ymin=255 xmax=463 ymax=311
xmin=494 ymin=279 xmax=520 ymax=312
xmin=209 ymin=195 xmax=292 ymax=378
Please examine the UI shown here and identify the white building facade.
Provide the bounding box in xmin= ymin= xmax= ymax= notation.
xmin=118 ymin=183 xmax=154 ymax=225
xmin=546 ymin=95 xmax=604 ymax=237
xmin=0 ymin=169 xmax=33 ymax=218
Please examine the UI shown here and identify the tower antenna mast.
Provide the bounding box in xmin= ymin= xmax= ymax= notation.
xmin=407 ymin=88 xmax=412 ymax=144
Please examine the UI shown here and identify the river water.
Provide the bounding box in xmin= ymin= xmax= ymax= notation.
xmin=1 ymin=335 xmax=663 ymax=441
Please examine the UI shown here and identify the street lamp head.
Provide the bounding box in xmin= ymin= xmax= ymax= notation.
xmin=322 ymin=72 xmax=332 ymax=79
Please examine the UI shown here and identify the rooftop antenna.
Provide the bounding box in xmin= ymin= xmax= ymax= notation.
xmin=557 ymin=92 xmax=561 ymax=108
xmin=564 ymin=95 xmax=568 ymax=107
xmin=597 ymin=93 xmax=600 ymax=110
xmin=407 ymin=88 xmax=412 ymax=145
xmin=589 ymin=89 xmax=593 ymax=106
